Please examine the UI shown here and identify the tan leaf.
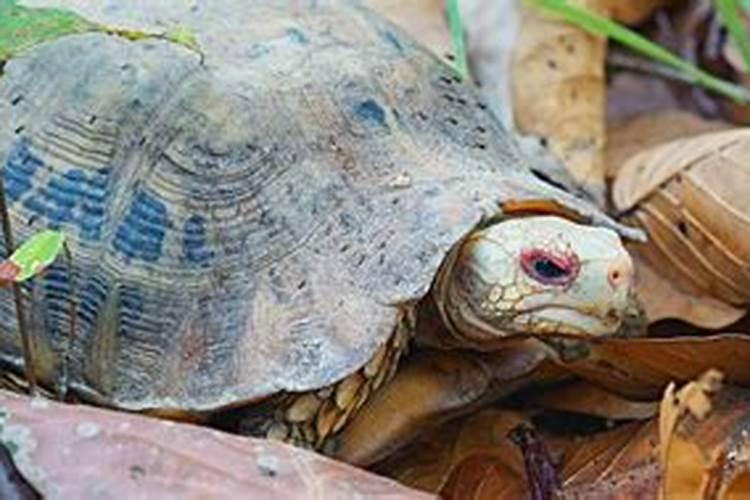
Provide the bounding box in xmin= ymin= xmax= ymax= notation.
xmin=365 ymin=0 xmax=451 ymax=61
xmin=612 ymin=129 xmax=750 ymax=313
xmin=605 ymin=0 xmax=676 ymax=24
xmin=512 ymin=0 xmax=607 ymax=202
xmin=656 ymin=372 xmax=750 ymax=498
xmin=633 ymin=254 xmax=745 ymax=328
xmin=564 ymin=334 xmax=750 ymax=400
xmin=606 ymin=110 xmax=731 ymax=180
xmin=376 ymin=409 xmax=530 ymax=496
xmin=557 ymin=420 xmax=661 ymax=499
xmin=532 ymin=379 xmax=658 ymax=421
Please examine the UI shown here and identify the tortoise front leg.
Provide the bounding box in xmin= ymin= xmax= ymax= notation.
xmin=334 ymin=341 xmax=552 ymax=467
xmin=236 ymin=312 xmax=412 ymax=454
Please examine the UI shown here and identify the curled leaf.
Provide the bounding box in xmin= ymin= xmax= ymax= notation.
xmin=613 ymin=129 xmax=750 ymax=325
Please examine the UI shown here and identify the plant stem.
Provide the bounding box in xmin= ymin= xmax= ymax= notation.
xmin=715 ymin=0 xmax=750 ymax=73
xmin=526 ymin=0 xmax=750 ymax=103
xmin=0 ymin=174 xmax=37 ymax=395
xmin=445 ymin=0 xmax=468 ymax=80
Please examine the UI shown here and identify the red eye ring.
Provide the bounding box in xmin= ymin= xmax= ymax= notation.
xmin=520 ymin=249 xmax=580 ymax=287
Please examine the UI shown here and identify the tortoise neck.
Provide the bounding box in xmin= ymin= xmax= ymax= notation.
xmin=428 ymin=244 xmax=514 ymax=351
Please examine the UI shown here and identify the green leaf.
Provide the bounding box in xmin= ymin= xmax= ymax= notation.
xmin=525 ymin=0 xmax=750 ymax=103
xmin=0 ymin=1 xmax=99 ymax=61
xmin=715 ymin=0 xmax=750 ymax=73
xmin=0 ymin=1 xmax=202 ymax=63
xmin=163 ymin=25 xmax=201 ymax=53
xmin=445 ymin=0 xmax=468 ymax=80
xmin=8 ymin=230 xmax=65 ymax=282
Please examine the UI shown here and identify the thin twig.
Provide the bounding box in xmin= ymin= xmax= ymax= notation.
xmin=607 ymin=49 xmax=703 ymax=85
xmin=0 ymin=177 xmax=37 ymax=394
xmin=59 ymin=241 xmax=76 ymax=401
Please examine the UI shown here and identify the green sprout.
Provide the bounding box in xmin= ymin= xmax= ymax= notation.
xmin=715 ymin=0 xmax=750 ymax=74
xmin=0 ymin=230 xmax=66 ymax=285
xmin=445 ymin=0 xmax=468 ymax=80
xmin=526 ymin=0 xmax=750 ymax=103
xmin=0 ymin=0 xmax=201 ymax=62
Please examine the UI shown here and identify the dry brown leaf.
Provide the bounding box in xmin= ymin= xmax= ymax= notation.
xmin=512 ymin=0 xmax=607 ymax=202
xmin=606 ymin=0 xmax=676 ymax=24
xmin=612 ymin=129 xmax=750 ymax=323
xmin=439 ymin=453 xmax=527 ymax=500
xmin=561 ymin=376 xmax=750 ymax=498
xmin=375 ymin=409 xmax=529 ymax=495
xmin=0 ymin=390 xmax=432 ymax=499
xmin=659 ymin=370 xmax=722 ymax=480
xmin=563 ymin=334 xmax=750 ymax=400
xmin=656 ymin=371 xmax=750 ymax=498
xmin=557 ymin=420 xmax=661 ymax=499
xmin=606 ymin=110 xmax=732 ymax=180
xmin=532 ymin=379 xmax=659 ymax=421
xmin=365 ymin=0 xmax=451 ymax=61
xmin=633 ymin=254 xmax=745 ymax=328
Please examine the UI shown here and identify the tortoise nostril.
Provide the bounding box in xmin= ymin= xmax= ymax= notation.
xmin=607 ymin=253 xmax=633 ymax=289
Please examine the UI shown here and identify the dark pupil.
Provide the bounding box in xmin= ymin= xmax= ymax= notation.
xmin=533 ymin=258 xmax=568 ymax=279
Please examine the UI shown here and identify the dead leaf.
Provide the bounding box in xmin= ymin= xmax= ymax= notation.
xmin=532 ymin=379 xmax=659 ymax=421
xmin=512 ymin=0 xmax=608 ymax=203
xmin=439 ymin=452 xmax=527 ymax=500
xmin=657 ymin=372 xmax=750 ymax=498
xmin=612 ymin=129 xmax=750 ymax=320
xmin=633 ymin=254 xmax=745 ymax=328
xmin=376 ymin=409 xmax=530 ymax=495
xmin=0 ymin=390 xmax=432 ymax=499
xmin=365 ymin=0 xmax=451 ymax=61
xmin=606 ymin=109 xmax=732 ymax=180
xmin=557 ymin=420 xmax=661 ymax=499
xmin=564 ymin=334 xmax=750 ymax=400
xmin=606 ymin=0 xmax=676 ymax=24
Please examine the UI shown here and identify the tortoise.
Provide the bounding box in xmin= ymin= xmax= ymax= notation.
xmin=0 ymin=0 xmax=639 ymax=462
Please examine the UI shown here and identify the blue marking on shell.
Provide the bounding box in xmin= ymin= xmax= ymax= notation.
xmin=113 ymin=190 xmax=168 ymax=263
xmin=77 ymin=275 xmax=109 ymax=326
xmin=118 ymin=285 xmax=145 ymax=334
xmin=356 ymin=99 xmax=387 ymax=127
xmin=286 ymin=28 xmax=308 ymax=44
xmin=20 ymin=167 xmax=111 ymax=239
xmin=382 ymin=30 xmax=403 ymax=53
xmin=182 ymin=215 xmax=215 ymax=266
xmin=2 ymin=138 xmax=43 ymax=202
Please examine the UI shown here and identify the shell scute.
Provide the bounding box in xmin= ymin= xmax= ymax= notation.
xmin=0 ymin=0 xmax=634 ymax=413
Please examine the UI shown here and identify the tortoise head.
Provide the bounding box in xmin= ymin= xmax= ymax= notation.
xmin=435 ymin=215 xmax=634 ymax=343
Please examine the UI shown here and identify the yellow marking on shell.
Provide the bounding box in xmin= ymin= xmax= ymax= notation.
xmin=286 ymin=393 xmax=322 ymax=423
xmin=335 ymin=372 xmax=364 ymax=410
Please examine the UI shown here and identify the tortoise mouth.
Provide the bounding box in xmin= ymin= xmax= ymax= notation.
xmin=512 ymin=305 xmax=624 ymax=338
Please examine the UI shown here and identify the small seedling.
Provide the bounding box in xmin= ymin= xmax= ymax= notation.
xmin=0 ymin=230 xmax=66 ymax=285
xmin=526 ymin=0 xmax=750 ymax=103
xmin=445 ymin=0 xmax=468 ymax=80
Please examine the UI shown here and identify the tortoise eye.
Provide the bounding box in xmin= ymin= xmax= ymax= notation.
xmin=520 ymin=249 xmax=579 ymax=287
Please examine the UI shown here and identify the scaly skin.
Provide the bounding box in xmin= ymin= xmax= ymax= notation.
xmin=435 ymin=215 xmax=634 ymax=346
xmin=261 ymin=216 xmax=634 ymax=458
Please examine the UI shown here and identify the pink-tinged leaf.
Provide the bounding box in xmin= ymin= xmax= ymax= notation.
xmin=0 ymin=261 xmax=20 ymax=285
xmin=0 ymin=390 xmax=434 ymax=500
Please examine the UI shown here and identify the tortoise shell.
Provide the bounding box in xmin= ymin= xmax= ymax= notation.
xmin=0 ymin=0 xmax=633 ymax=412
